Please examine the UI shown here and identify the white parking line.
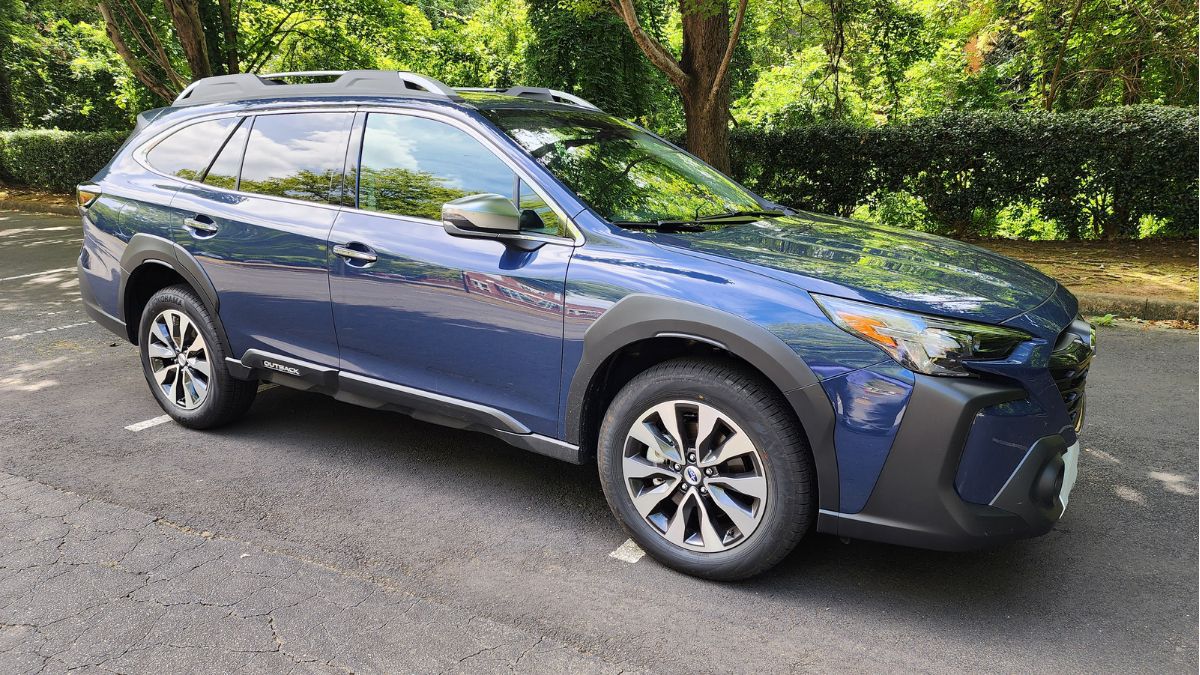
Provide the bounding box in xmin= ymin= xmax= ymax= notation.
xmin=123 ymin=386 xmax=273 ymax=432
xmin=125 ymin=415 xmax=172 ymax=432
xmin=609 ymin=539 xmax=645 ymax=563
xmin=3 ymin=321 xmax=94 ymax=341
xmin=0 ymin=267 xmax=74 ymax=283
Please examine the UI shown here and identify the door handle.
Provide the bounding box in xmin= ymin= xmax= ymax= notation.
xmin=184 ymin=216 xmax=218 ymax=234
xmin=332 ymin=243 xmax=378 ymax=264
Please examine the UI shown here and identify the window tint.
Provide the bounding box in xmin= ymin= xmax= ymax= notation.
xmin=239 ymin=113 xmax=353 ymax=204
xmin=358 ymin=113 xmax=515 ymax=220
xmin=517 ymin=179 xmax=562 ymax=236
xmin=202 ymin=118 xmax=249 ymax=190
xmin=146 ymin=118 xmax=239 ymax=181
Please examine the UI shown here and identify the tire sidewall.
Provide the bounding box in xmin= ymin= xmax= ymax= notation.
xmin=138 ymin=287 xmax=231 ymax=426
xmin=598 ymin=364 xmax=811 ymax=578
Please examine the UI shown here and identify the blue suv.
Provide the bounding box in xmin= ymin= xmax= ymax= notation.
xmin=77 ymin=70 xmax=1093 ymax=579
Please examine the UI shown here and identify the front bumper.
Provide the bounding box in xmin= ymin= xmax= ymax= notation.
xmin=815 ymin=375 xmax=1080 ymax=551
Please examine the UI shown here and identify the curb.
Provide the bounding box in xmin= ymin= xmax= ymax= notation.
xmin=0 ymin=198 xmax=76 ymax=217
xmin=1076 ymin=292 xmax=1197 ymax=322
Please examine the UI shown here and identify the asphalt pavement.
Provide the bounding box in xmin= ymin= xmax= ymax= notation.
xmin=1 ymin=209 xmax=1197 ymax=673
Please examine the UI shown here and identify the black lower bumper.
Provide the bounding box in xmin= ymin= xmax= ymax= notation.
xmin=815 ymin=375 xmax=1072 ymax=551
xmin=78 ymin=257 xmax=128 ymax=340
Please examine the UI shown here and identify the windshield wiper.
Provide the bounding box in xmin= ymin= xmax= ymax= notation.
xmin=693 ymin=208 xmax=787 ymax=221
xmin=611 ymin=220 xmax=710 ymax=232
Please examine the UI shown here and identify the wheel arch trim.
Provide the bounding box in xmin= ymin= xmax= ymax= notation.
xmin=565 ymin=293 xmax=840 ymax=510
xmin=119 ymin=233 xmax=231 ymax=355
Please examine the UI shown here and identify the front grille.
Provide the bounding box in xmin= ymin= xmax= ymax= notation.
xmin=1048 ymin=318 xmax=1095 ymax=432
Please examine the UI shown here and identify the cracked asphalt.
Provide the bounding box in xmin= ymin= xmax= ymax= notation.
xmin=1 ymin=209 xmax=1197 ymax=673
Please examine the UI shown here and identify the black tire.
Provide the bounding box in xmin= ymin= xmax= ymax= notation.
xmin=597 ymin=357 xmax=815 ymax=580
xmin=137 ymin=284 xmax=257 ymax=429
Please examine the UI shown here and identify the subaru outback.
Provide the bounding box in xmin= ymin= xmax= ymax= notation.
xmin=76 ymin=70 xmax=1093 ymax=580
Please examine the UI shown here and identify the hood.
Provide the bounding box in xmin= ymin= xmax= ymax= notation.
xmin=651 ymin=212 xmax=1061 ymax=324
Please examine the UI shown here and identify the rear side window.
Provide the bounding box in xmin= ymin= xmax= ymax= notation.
xmin=146 ymin=118 xmax=239 ymax=180
xmin=239 ymin=113 xmax=353 ymax=205
xmin=203 ymin=118 xmax=250 ymax=190
xmin=358 ymin=113 xmax=514 ymax=220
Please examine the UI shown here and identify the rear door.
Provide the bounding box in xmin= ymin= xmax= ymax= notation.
xmin=168 ymin=110 xmax=354 ymax=366
xmin=327 ymin=110 xmax=574 ymax=436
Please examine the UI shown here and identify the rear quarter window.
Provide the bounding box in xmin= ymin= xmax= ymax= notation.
xmin=145 ymin=117 xmax=239 ymax=181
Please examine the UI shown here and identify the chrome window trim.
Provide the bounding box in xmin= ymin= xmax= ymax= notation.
xmin=132 ymin=104 xmax=585 ymax=245
xmin=133 ymin=106 xmax=355 ymax=214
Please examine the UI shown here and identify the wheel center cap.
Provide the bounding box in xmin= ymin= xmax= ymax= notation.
xmin=176 ymin=354 xmax=187 ymax=367
xmin=683 ymin=465 xmax=702 ymax=486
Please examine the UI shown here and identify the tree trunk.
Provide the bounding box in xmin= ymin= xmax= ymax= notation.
xmin=217 ymin=0 xmax=238 ymax=74
xmin=609 ymin=0 xmax=746 ymax=173
xmin=679 ymin=3 xmax=733 ymax=172
xmin=682 ymin=88 xmax=731 ymax=173
xmin=163 ymin=0 xmax=212 ymax=79
xmin=0 ymin=37 xmax=22 ymax=128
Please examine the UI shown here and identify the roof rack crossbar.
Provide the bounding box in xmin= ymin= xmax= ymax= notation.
xmin=501 ymin=87 xmax=599 ymax=110
xmin=172 ymin=70 xmax=461 ymax=106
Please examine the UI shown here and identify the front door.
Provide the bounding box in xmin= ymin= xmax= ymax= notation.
xmin=170 ymin=111 xmax=354 ymax=366
xmin=328 ymin=111 xmax=573 ymax=437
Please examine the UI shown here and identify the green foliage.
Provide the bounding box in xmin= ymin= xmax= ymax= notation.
xmin=0 ymin=129 xmax=127 ymax=192
xmin=735 ymin=0 xmax=1198 ymax=124
xmin=1090 ymin=313 xmax=1116 ymax=326
xmin=0 ymin=0 xmax=136 ymax=130
xmin=525 ymin=0 xmax=679 ymax=130
xmin=730 ymin=105 xmax=1198 ymax=239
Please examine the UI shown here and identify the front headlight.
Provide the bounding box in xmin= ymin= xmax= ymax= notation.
xmin=812 ymin=294 xmax=1030 ymax=377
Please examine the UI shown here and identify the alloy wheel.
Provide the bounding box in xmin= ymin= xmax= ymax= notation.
xmin=621 ymin=399 xmax=768 ymax=552
xmin=146 ymin=309 xmax=210 ymax=410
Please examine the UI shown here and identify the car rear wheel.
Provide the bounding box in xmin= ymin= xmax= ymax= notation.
xmin=138 ymin=285 xmax=257 ymax=429
xmin=598 ymin=358 xmax=815 ymax=580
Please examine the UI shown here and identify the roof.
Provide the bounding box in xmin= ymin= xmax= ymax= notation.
xmin=171 ymin=70 xmax=600 ymax=112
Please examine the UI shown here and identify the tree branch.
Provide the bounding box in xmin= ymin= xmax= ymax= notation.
xmin=117 ymin=0 xmax=187 ymax=89
xmin=97 ymin=1 xmax=177 ymax=102
xmin=1045 ymin=0 xmax=1085 ymax=111
xmin=706 ymin=0 xmax=749 ymax=110
xmin=608 ymin=0 xmax=689 ymax=90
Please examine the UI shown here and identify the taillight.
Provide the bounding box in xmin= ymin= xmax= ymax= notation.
xmin=77 ymin=185 xmax=101 ymax=209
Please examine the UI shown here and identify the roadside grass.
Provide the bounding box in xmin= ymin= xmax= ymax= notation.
xmin=974 ymin=238 xmax=1198 ymax=306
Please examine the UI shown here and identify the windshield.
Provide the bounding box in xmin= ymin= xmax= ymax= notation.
xmin=482 ymin=108 xmax=763 ymax=224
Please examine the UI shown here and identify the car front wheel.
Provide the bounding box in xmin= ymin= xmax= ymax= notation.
xmin=597 ymin=358 xmax=816 ymax=580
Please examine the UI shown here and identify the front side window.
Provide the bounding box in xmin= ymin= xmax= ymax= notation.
xmin=146 ymin=117 xmax=239 ymax=181
xmin=358 ymin=113 xmax=517 ymax=222
xmin=239 ymin=113 xmax=353 ymax=205
xmin=482 ymin=108 xmax=762 ymax=224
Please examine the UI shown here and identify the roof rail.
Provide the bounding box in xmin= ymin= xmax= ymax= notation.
xmin=172 ymin=70 xmax=462 ymax=106
xmin=501 ymin=87 xmax=599 ymax=110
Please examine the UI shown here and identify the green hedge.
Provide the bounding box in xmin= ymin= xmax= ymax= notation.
xmin=730 ymin=105 xmax=1199 ymax=239
xmin=0 ymin=106 xmax=1195 ymax=239
xmin=0 ymin=130 xmax=128 ymax=194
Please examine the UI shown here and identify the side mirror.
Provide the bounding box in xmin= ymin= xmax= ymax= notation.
xmin=442 ymin=193 xmax=520 ymax=237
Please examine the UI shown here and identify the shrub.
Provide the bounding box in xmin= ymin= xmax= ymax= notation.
xmin=0 ymin=129 xmax=128 ymax=193
xmin=729 ymin=105 xmax=1198 ymax=239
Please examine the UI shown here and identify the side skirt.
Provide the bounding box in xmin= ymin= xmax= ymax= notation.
xmin=225 ymin=351 xmax=584 ymax=465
